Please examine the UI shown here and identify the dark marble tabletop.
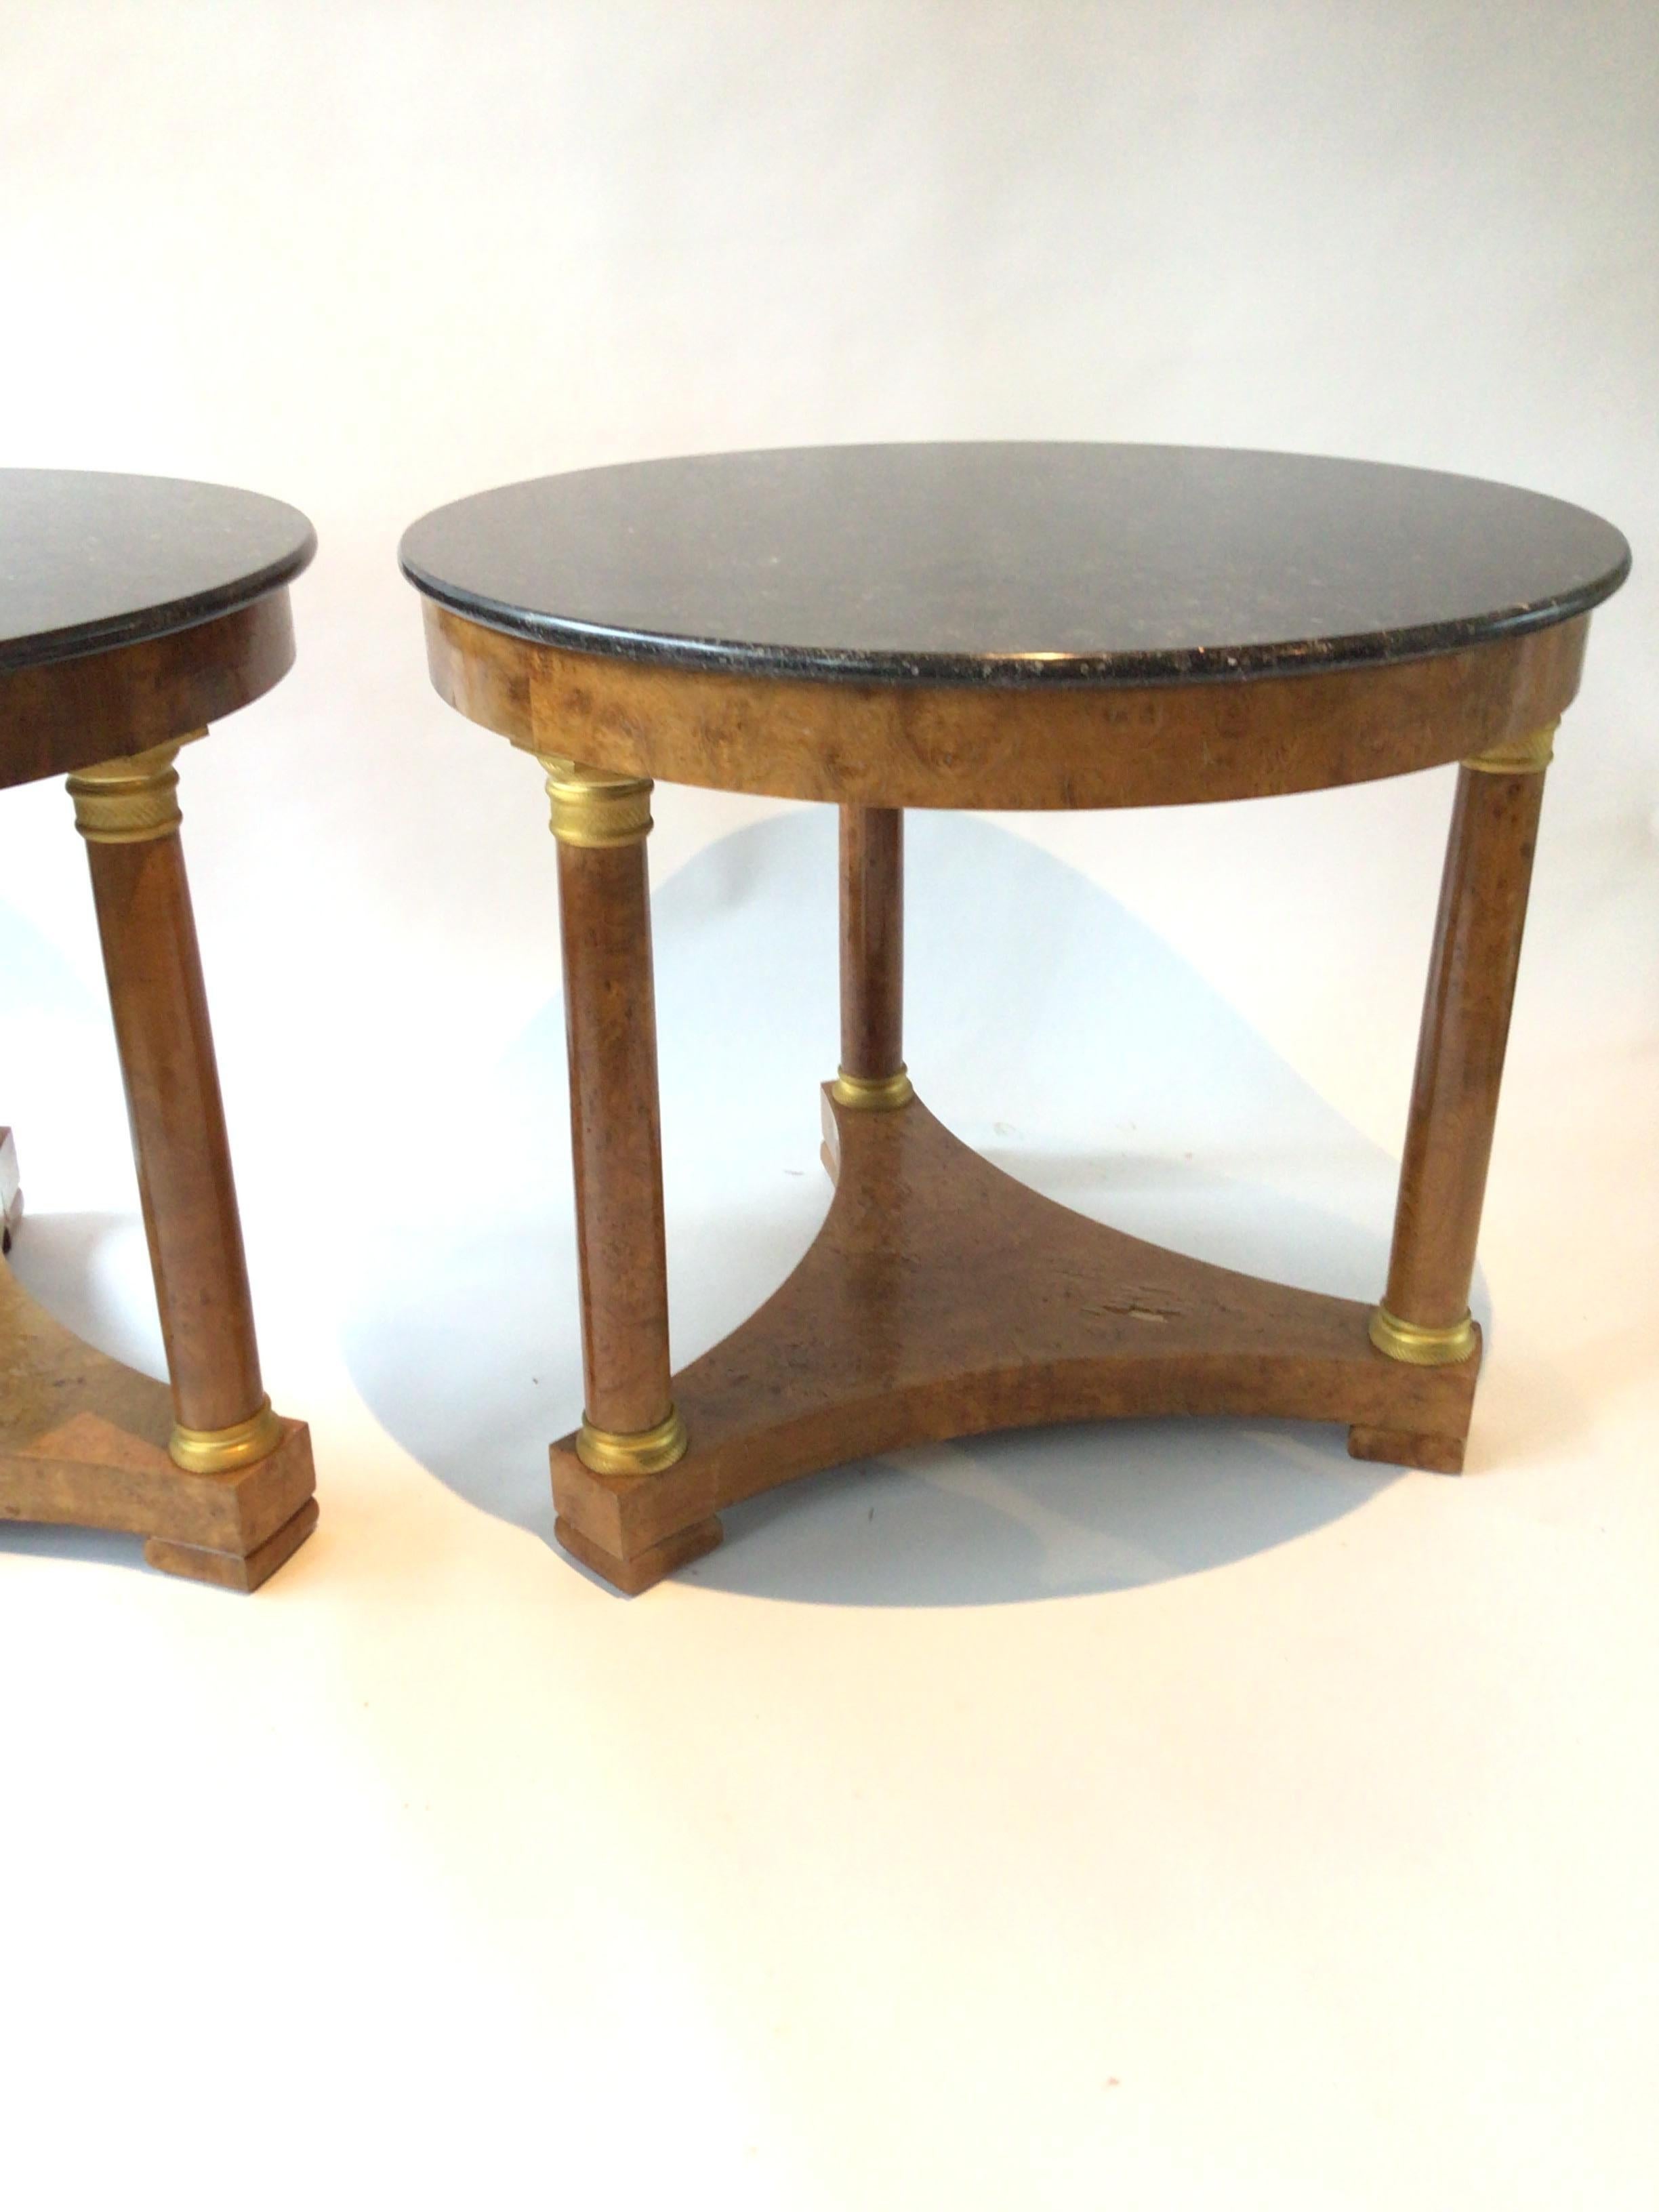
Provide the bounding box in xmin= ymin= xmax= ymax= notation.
xmin=0 ymin=470 xmax=316 ymax=674
xmin=401 ymin=443 xmax=1629 ymax=687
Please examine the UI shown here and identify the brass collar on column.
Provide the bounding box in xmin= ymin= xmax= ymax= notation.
xmin=170 ymin=1395 xmax=284 ymax=1474
xmin=576 ymin=1405 xmax=689 ymax=1476
xmin=537 ymin=755 xmax=654 ymax=847
xmin=1464 ymin=721 xmax=1557 ymax=775
xmin=66 ymin=733 xmax=207 ymax=844
xmin=832 ymin=1066 xmax=916 ymax=1111
xmin=1368 ymin=1305 xmax=1478 ymax=1366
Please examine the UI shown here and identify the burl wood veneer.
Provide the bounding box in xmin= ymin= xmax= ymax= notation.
xmin=1 ymin=470 xmax=318 ymax=1589
xmin=402 ymin=443 xmax=1631 ymax=1594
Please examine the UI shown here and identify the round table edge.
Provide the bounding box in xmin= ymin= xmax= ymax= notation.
xmin=0 ymin=592 xmax=299 ymax=793
xmin=415 ymin=596 xmax=1592 ymax=810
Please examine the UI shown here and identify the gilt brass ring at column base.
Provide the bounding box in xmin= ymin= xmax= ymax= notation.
xmin=830 ymin=1066 xmax=916 ymax=1111
xmin=169 ymin=1395 xmax=284 ymax=1474
xmin=1367 ymin=1305 xmax=1479 ymax=1368
xmin=576 ymin=1405 xmax=689 ymax=1477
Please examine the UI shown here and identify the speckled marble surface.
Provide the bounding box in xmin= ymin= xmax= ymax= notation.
xmin=401 ymin=443 xmax=1630 ymax=687
xmin=0 ymin=470 xmax=316 ymax=672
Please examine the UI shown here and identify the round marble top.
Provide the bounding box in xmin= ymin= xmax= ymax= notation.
xmin=400 ymin=443 xmax=1629 ymax=689
xmin=0 ymin=470 xmax=316 ymax=674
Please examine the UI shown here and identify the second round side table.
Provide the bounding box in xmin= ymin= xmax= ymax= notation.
xmin=402 ymin=443 xmax=1629 ymax=1595
xmin=1 ymin=470 xmax=319 ymax=1589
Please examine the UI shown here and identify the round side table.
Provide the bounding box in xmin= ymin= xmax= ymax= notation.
xmin=1 ymin=470 xmax=319 ymax=1590
xmin=402 ymin=443 xmax=1630 ymax=1595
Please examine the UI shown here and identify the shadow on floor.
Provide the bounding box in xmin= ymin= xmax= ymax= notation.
xmin=684 ymin=1418 xmax=1393 ymax=1604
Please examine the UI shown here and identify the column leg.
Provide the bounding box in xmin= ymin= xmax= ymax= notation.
xmin=1365 ymin=720 xmax=1555 ymax=1414
xmin=542 ymin=756 xmax=687 ymax=1477
xmin=832 ymin=804 xmax=913 ymax=1110
xmin=69 ymin=737 xmax=281 ymax=1474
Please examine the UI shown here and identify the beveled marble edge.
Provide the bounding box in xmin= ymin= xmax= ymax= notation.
xmin=398 ymin=546 xmax=1631 ymax=690
xmin=0 ymin=525 xmax=318 ymax=676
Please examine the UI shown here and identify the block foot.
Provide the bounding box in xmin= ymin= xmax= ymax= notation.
xmin=554 ymin=1511 xmax=723 ymax=1595
xmin=1347 ymin=1424 xmax=1467 ymax=1475
xmin=144 ymin=1494 xmax=319 ymax=1590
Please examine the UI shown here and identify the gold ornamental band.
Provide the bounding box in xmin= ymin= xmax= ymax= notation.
xmin=1464 ymin=721 xmax=1557 ymax=775
xmin=576 ymin=1404 xmax=689 ymax=1477
xmin=67 ymin=734 xmax=205 ymax=844
xmin=537 ymin=755 xmax=654 ymax=848
xmin=1368 ymin=1305 xmax=1479 ymax=1367
xmin=831 ymin=1065 xmax=916 ymax=1111
xmin=169 ymin=1395 xmax=284 ymax=1474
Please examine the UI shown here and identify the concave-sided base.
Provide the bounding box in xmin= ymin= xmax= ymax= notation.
xmin=551 ymin=1088 xmax=1479 ymax=1594
xmin=0 ymin=1195 xmax=316 ymax=1591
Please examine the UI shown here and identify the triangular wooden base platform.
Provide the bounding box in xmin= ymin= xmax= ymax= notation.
xmin=0 ymin=1149 xmax=315 ymax=1591
xmin=552 ymin=1088 xmax=1477 ymax=1593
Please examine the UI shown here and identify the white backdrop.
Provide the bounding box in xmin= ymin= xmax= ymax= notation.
xmin=1 ymin=5 xmax=1655 ymax=2207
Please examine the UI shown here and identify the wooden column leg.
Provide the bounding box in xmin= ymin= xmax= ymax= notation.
xmin=69 ymin=738 xmax=281 ymax=1472
xmin=1355 ymin=720 xmax=1556 ymax=1466
xmin=541 ymin=756 xmax=689 ymax=1481
xmin=832 ymin=804 xmax=913 ymax=1111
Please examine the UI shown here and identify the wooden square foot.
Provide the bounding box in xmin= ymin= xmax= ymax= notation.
xmin=145 ymin=1494 xmax=319 ymax=1590
xmin=554 ymin=1511 xmax=723 ymax=1596
xmin=1347 ymin=1425 xmax=1467 ymax=1475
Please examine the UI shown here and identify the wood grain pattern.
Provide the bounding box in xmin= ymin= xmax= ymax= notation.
xmin=0 ymin=1248 xmax=315 ymax=1589
xmin=84 ymin=830 xmax=266 ymax=1433
xmin=0 ymin=594 xmax=295 ymax=792
xmin=840 ymin=805 xmax=904 ymax=1079
xmin=550 ymin=1089 xmax=1479 ymax=1591
xmin=557 ymin=837 xmax=675 ymax=1438
xmin=1383 ymin=764 xmax=1545 ymax=1330
xmin=424 ymin=600 xmax=1586 ymax=811
xmin=2 ymin=581 xmax=315 ymax=1587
